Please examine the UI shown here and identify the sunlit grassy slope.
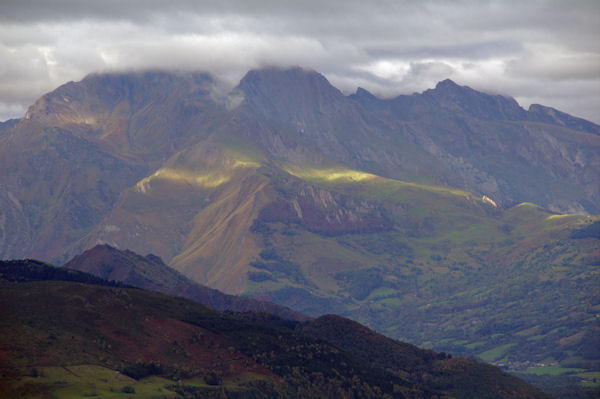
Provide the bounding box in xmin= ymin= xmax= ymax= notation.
xmin=10 ymin=365 xmax=178 ymax=399
xmin=285 ymin=165 xmax=474 ymax=198
xmin=235 ymin=162 xmax=599 ymax=377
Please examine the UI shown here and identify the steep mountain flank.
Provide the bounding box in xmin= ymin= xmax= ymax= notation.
xmin=238 ymin=166 xmax=599 ymax=372
xmin=0 ymin=71 xmax=222 ymax=262
xmin=348 ymin=81 xmax=600 ymax=214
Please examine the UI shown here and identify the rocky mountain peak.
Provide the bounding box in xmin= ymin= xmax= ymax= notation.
xmin=353 ymin=87 xmax=377 ymax=100
xmin=425 ymin=79 xmax=527 ymax=121
xmin=434 ymin=78 xmax=461 ymax=91
xmin=236 ymin=66 xmax=349 ymax=127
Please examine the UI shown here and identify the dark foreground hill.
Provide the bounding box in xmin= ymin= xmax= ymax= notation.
xmin=0 ymin=259 xmax=550 ymax=399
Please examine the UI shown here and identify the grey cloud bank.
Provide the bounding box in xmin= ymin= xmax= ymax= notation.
xmin=1 ymin=0 xmax=599 ymax=123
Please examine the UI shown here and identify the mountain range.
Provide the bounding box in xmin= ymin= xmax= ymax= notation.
xmin=0 ymin=67 xmax=598 ymax=392
xmin=1 ymin=68 xmax=598 ymax=263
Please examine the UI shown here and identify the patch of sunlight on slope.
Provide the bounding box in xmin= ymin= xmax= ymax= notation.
xmin=544 ymin=213 xmax=593 ymax=230
xmin=285 ymin=165 xmax=473 ymax=198
xmin=222 ymin=147 xmax=264 ymax=167
xmin=515 ymin=202 xmax=541 ymax=209
xmin=65 ymin=115 xmax=99 ymax=125
xmin=510 ymin=203 xmax=582 ymax=222
xmin=232 ymin=159 xmax=261 ymax=168
xmin=136 ymin=161 xmax=258 ymax=193
xmin=547 ymin=214 xmax=578 ymax=220
xmin=287 ymin=167 xmax=375 ymax=182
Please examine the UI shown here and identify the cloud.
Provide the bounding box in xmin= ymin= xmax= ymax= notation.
xmin=506 ymin=44 xmax=600 ymax=80
xmin=0 ymin=0 xmax=599 ymax=123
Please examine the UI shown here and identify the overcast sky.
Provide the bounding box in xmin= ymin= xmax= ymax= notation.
xmin=1 ymin=0 xmax=599 ymax=123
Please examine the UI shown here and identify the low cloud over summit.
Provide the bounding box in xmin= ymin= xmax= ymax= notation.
xmin=1 ymin=0 xmax=599 ymax=122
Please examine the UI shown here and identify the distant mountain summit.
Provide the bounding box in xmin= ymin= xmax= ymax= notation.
xmin=423 ymin=79 xmax=527 ymax=121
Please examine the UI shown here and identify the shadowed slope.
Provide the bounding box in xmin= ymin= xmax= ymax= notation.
xmin=0 ymin=260 xmax=551 ymax=399
xmin=64 ymin=244 xmax=306 ymax=321
xmin=303 ymin=315 xmax=552 ymax=399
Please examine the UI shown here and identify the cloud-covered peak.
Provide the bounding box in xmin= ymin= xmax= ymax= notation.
xmin=1 ymin=1 xmax=599 ymax=123
xmin=237 ymin=66 xmax=345 ymax=115
xmin=239 ymin=66 xmax=328 ymax=89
